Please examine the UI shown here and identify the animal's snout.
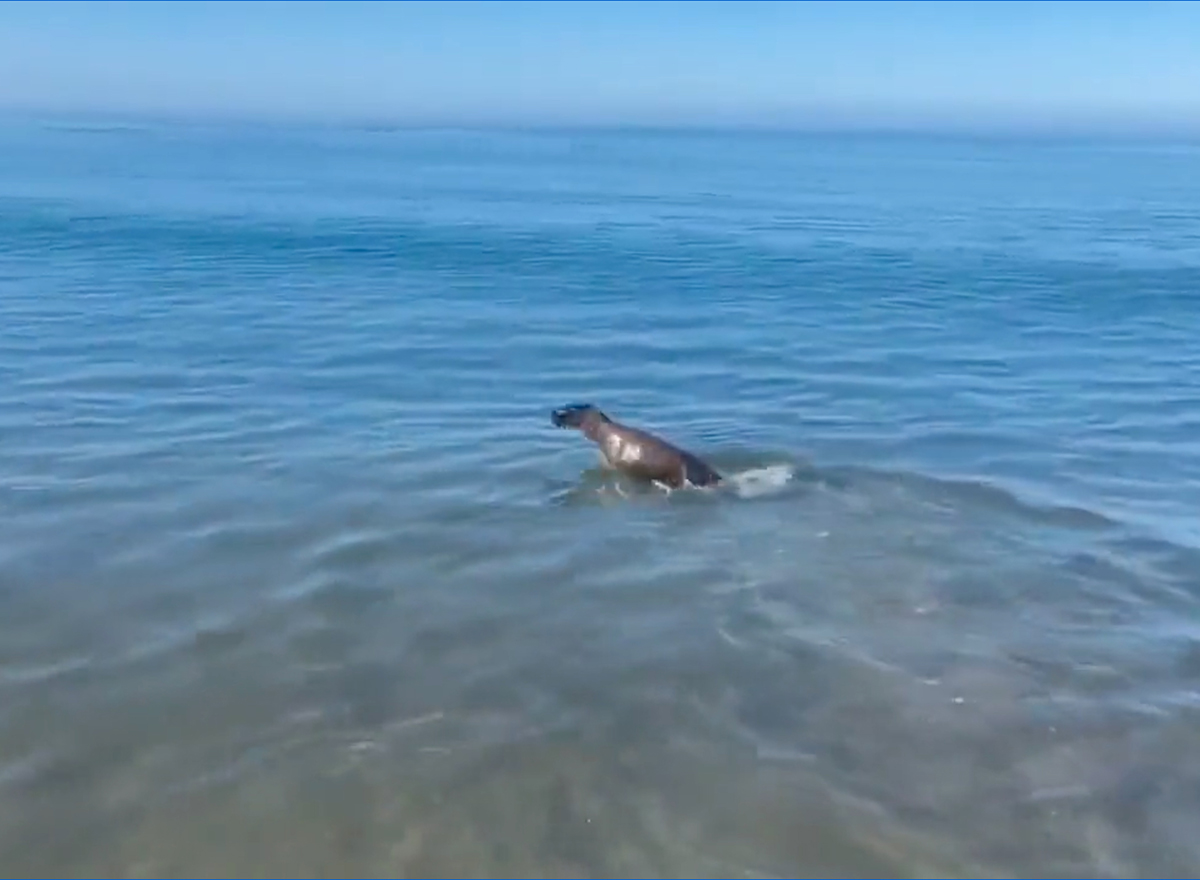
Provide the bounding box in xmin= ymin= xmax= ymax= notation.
xmin=550 ymin=403 xmax=592 ymax=428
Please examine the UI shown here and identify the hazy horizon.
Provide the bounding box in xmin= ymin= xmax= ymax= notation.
xmin=1 ymin=0 xmax=1199 ymax=135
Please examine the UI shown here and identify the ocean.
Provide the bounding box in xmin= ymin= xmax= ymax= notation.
xmin=1 ymin=118 xmax=1199 ymax=877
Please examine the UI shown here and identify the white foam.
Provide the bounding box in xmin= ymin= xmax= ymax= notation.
xmin=727 ymin=463 xmax=795 ymax=498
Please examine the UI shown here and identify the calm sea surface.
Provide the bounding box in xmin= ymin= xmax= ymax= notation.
xmin=2 ymin=118 xmax=1199 ymax=877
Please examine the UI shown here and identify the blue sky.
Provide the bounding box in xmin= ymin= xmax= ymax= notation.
xmin=1 ymin=0 xmax=1198 ymax=131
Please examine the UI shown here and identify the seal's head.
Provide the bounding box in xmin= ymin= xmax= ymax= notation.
xmin=551 ymin=403 xmax=608 ymax=432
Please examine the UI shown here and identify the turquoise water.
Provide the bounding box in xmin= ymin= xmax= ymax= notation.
xmin=2 ymin=119 xmax=1200 ymax=877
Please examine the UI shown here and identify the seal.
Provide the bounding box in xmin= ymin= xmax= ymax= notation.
xmin=550 ymin=403 xmax=723 ymax=489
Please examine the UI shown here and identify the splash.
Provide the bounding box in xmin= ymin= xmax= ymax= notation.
xmin=550 ymin=458 xmax=801 ymax=505
xmin=724 ymin=463 xmax=796 ymax=499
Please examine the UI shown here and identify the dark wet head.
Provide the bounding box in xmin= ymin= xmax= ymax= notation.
xmin=551 ymin=403 xmax=607 ymax=429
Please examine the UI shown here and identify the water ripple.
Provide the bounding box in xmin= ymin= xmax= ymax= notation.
xmin=1 ymin=123 xmax=1199 ymax=877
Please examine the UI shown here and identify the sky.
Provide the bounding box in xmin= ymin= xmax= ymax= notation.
xmin=0 ymin=0 xmax=1198 ymax=132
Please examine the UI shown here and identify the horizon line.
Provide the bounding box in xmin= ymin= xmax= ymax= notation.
xmin=4 ymin=104 xmax=1200 ymax=142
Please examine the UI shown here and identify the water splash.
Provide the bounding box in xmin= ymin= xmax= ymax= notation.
xmin=724 ymin=463 xmax=796 ymax=499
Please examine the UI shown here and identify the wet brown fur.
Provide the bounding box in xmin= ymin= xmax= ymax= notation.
xmin=550 ymin=404 xmax=722 ymax=489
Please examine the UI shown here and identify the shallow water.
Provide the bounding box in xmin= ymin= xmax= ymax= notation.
xmin=2 ymin=119 xmax=1200 ymax=877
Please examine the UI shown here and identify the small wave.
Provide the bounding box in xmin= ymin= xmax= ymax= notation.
xmin=828 ymin=464 xmax=1119 ymax=531
xmin=547 ymin=447 xmax=1129 ymax=534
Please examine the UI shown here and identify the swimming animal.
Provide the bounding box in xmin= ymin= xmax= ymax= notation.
xmin=550 ymin=403 xmax=723 ymax=489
